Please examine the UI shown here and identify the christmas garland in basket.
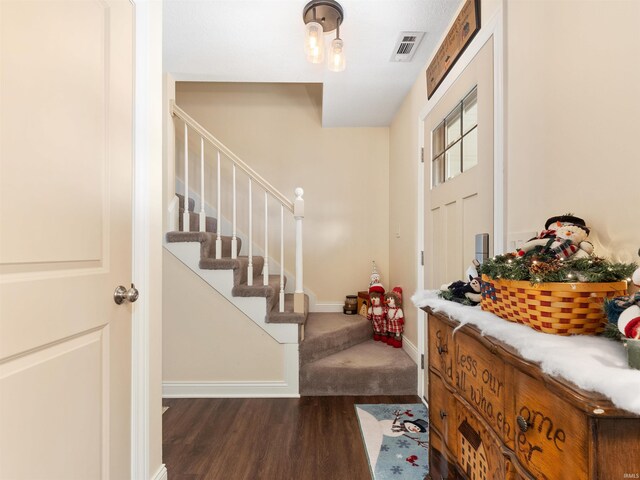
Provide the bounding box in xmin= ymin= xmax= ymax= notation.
xmin=478 ymin=250 xmax=636 ymax=336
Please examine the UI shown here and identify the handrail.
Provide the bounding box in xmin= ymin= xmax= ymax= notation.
xmin=171 ymin=100 xmax=294 ymax=212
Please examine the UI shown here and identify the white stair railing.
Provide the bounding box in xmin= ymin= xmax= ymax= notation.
xmin=171 ymin=100 xmax=305 ymax=313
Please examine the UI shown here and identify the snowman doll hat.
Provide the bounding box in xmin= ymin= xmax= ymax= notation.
xmin=369 ymin=282 xmax=385 ymax=295
xmin=544 ymin=214 xmax=590 ymax=234
xmin=387 ymin=286 xmax=403 ymax=305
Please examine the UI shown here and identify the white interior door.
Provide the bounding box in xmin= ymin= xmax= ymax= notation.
xmin=0 ymin=1 xmax=134 ymax=479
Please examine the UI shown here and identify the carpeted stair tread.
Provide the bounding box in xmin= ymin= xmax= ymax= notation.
xmin=232 ymin=274 xmax=283 ymax=299
xmin=176 ymin=193 xmax=195 ymax=212
xmin=299 ymin=312 xmax=372 ymax=365
xmin=299 ymin=340 xmax=417 ymax=396
xmin=165 ymin=231 xmax=242 ymax=260
xmin=266 ymin=294 xmax=309 ymax=325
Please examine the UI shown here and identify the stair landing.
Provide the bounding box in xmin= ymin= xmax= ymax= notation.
xmin=299 ymin=312 xmax=417 ymax=396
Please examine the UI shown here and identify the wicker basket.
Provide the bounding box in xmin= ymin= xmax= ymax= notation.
xmin=480 ymin=274 xmax=627 ymax=335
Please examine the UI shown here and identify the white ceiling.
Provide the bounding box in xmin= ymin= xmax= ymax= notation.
xmin=163 ymin=0 xmax=462 ymax=127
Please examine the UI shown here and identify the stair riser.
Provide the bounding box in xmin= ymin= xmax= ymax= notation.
xmin=299 ymin=366 xmax=416 ymax=396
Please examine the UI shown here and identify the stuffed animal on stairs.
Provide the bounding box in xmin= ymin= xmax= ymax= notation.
xmin=384 ymin=286 xmax=405 ymax=348
xmin=367 ymin=281 xmax=387 ymax=342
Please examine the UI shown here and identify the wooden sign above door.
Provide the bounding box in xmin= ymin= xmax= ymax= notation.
xmin=426 ymin=0 xmax=480 ymax=99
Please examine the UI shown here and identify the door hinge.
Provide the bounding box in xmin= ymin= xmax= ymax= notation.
xmin=421 ymin=354 xmax=425 ymax=369
xmin=420 ymin=147 xmax=425 ymax=163
xmin=420 ymin=251 xmax=424 ymax=266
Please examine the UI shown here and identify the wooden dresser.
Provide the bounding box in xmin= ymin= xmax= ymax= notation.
xmin=424 ymin=307 xmax=640 ymax=480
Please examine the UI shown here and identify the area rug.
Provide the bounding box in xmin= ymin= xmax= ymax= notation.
xmin=355 ymin=403 xmax=429 ymax=480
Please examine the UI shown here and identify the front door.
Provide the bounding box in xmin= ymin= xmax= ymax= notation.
xmin=424 ymin=38 xmax=495 ymax=290
xmin=0 ymin=1 xmax=134 ymax=478
xmin=422 ymin=38 xmax=495 ymax=402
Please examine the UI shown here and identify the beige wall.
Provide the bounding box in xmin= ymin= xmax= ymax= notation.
xmin=389 ymin=80 xmax=427 ymax=347
xmin=175 ymin=82 xmax=390 ymax=302
xmin=163 ymin=250 xmax=286 ymax=381
xmin=506 ymin=0 xmax=640 ymax=263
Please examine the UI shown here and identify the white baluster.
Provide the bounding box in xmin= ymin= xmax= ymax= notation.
xmin=215 ymin=151 xmax=222 ymax=259
xmin=182 ymin=123 xmax=189 ymax=232
xmin=263 ymin=192 xmax=269 ymax=286
xmin=279 ymin=205 xmax=285 ymax=313
xmin=199 ymin=137 xmax=206 ymax=232
xmin=231 ymin=164 xmax=238 ymax=259
xmin=293 ymin=188 xmax=305 ymax=313
xmin=247 ymin=178 xmax=253 ymax=286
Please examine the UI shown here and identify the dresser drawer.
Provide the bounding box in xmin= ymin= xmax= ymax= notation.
xmin=429 ymin=369 xmax=457 ymax=454
xmin=429 ymin=314 xmax=454 ymax=385
xmin=513 ymin=371 xmax=589 ymax=480
xmin=454 ymin=398 xmax=507 ymax=480
xmin=454 ymin=331 xmax=512 ymax=447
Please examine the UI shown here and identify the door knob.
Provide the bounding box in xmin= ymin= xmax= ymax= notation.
xmin=114 ymin=283 xmax=139 ymax=305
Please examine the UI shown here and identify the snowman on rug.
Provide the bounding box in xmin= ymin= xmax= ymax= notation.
xmin=517 ymin=220 xmax=594 ymax=260
xmin=384 ymin=287 xmax=405 ymax=348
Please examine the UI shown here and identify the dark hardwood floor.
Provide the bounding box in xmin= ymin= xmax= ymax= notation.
xmin=163 ymin=395 xmax=421 ymax=480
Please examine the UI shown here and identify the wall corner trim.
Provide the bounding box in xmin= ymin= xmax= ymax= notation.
xmin=152 ymin=464 xmax=168 ymax=480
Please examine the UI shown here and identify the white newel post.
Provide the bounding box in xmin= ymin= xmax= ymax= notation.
xmin=231 ymin=164 xmax=238 ymax=259
xmin=247 ymin=178 xmax=253 ymax=286
xmin=182 ymin=123 xmax=189 ymax=232
xmin=215 ymin=151 xmax=222 ymax=258
xmin=199 ymin=137 xmax=206 ymax=232
xmin=263 ymin=192 xmax=269 ymax=286
xmin=293 ymin=187 xmax=305 ymax=313
xmin=279 ymin=204 xmax=285 ymax=312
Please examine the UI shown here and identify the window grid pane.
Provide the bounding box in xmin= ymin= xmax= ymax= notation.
xmin=431 ymin=85 xmax=478 ymax=188
xmin=463 ymin=87 xmax=478 ymax=134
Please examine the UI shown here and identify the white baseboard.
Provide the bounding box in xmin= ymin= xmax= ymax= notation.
xmin=152 ymin=464 xmax=167 ymax=480
xmin=403 ymin=337 xmax=420 ymax=366
xmin=163 ymin=380 xmax=300 ymax=398
xmin=311 ymin=302 xmax=343 ymax=313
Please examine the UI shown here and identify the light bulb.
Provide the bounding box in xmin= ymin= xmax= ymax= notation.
xmin=327 ymin=37 xmax=345 ymax=72
xmin=305 ymin=22 xmax=324 ymax=64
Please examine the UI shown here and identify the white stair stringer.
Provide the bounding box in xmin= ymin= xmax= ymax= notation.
xmin=164 ymin=240 xmax=299 ymax=345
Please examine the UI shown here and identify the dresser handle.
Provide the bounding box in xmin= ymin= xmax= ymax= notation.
xmin=439 ymin=410 xmax=447 ymax=419
xmin=437 ymin=345 xmax=448 ymax=355
xmin=516 ymin=415 xmax=529 ymax=433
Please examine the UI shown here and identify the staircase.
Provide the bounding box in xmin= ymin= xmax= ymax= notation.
xmin=166 ymin=101 xmax=417 ymax=397
xmin=167 ymin=194 xmax=308 ymax=327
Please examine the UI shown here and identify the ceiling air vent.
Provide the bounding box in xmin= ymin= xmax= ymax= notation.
xmin=390 ymin=31 xmax=426 ymax=62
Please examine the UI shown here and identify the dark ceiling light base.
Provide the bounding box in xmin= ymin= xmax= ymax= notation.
xmin=302 ymin=0 xmax=344 ymax=32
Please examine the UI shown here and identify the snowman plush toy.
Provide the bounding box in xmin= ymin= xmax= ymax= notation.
xmin=516 ymin=215 xmax=594 ymax=260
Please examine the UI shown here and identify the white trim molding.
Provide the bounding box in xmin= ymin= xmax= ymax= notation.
xmin=131 ymin=1 xmax=163 ymax=480
xmin=402 ymin=337 xmax=420 ymax=367
xmin=311 ymin=303 xmax=344 ymax=313
xmin=152 ymin=464 xmax=168 ymax=480
xmin=163 ymin=345 xmax=300 ymax=398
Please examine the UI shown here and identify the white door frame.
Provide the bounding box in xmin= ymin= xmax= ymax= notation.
xmin=132 ymin=2 xmax=165 ymax=480
xmin=416 ymin=5 xmax=506 ymax=400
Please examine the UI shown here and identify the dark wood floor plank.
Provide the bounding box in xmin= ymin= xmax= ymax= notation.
xmin=163 ymin=395 xmax=421 ymax=480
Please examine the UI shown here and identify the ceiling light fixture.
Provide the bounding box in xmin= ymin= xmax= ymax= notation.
xmin=302 ymin=0 xmax=345 ymax=71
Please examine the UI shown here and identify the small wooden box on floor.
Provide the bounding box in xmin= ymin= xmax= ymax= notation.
xmin=424 ymin=307 xmax=640 ymax=480
xmin=357 ymin=291 xmax=369 ymax=317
